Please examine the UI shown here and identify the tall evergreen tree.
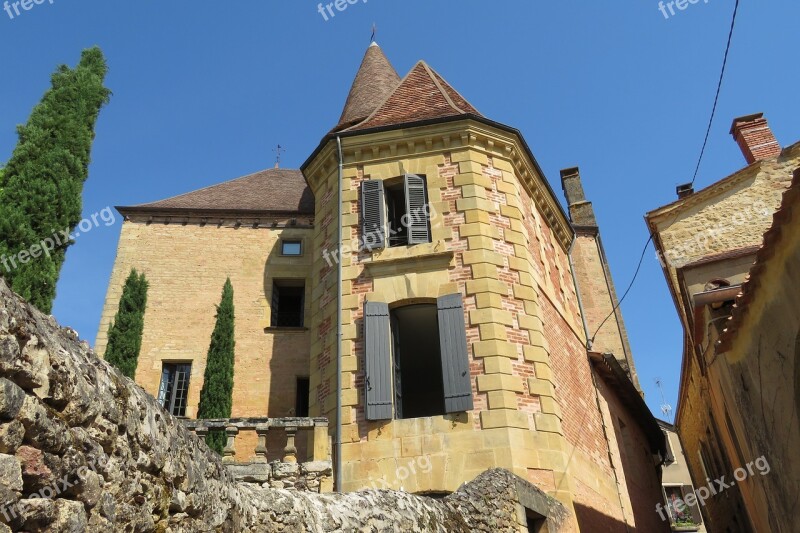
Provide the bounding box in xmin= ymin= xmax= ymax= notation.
xmin=0 ymin=47 xmax=111 ymax=312
xmin=197 ymin=279 xmax=236 ymax=454
xmin=105 ymin=269 xmax=148 ymax=379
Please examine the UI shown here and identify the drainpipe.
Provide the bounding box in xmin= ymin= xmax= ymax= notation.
xmin=568 ymin=237 xmax=592 ymax=350
xmin=570 ymin=236 xmax=630 ymax=531
xmin=335 ymin=136 xmax=344 ymax=491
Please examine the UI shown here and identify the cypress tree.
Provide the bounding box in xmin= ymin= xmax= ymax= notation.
xmin=105 ymin=269 xmax=148 ymax=379
xmin=197 ymin=279 xmax=236 ymax=454
xmin=0 ymin=47 xmax=111 ymax=312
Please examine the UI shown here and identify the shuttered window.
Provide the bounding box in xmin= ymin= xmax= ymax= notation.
xmin=404 ymin=174 xmax=431 ymax=245
xmin=437 ymin=294 xmax=474 ymax=413
xmin=360 ymin=180 xmax=386 ymax=251
xmin=362 ymin=294 xmax=473 ymax=420
xmin=364 ymin=301 xmax=393 ymax=420
xmin=360 ymin=175 xmax=430 ymax=250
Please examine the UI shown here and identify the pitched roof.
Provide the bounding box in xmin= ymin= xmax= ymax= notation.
xmin=716 ymin=167 xmax=800 ymax=352
xmin=336 ymin=42 xmax=401 ymax=130
xmin=340 ymin=60 xmax=482 ymax=133
xmin=118 ymin=168 xmax=314 ymax=215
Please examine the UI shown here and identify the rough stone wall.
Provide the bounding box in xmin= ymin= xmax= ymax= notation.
xmin=96 ymin=218 xmax=313 ymax=461
xmin=0 ymin=277 xmax=573 ymax=532
xmin=711 ymin=200 xmax=800 ymax=533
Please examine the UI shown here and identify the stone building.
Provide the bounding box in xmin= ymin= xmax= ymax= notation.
xmin=97 ymin=43 xmax=668 ymax=531
xmin=646 ymin=114 xmax=800 ymax=532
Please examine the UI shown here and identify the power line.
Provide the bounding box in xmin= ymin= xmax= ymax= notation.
xmin=690 ymin=0 xmax=741 ymax=187
xmin=588 ymin=0 xmax=741 ymax=345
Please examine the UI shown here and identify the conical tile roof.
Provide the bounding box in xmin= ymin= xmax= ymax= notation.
xmin=336 ymin=42 xmax=401 ymax=130
xmin=342 ymin=61 xmax=481 ymax=132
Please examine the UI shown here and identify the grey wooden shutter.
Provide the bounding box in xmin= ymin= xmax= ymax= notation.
xmin=364 ymin=301 xmax=393 ymax=420
xmin=404 ymin=174 xmax=431 ymax=245
xmin=437 ymin=294 xmax=473 ymax=413
xmin=360 ymin=180 xmax=386 ymax=250
xmin=391 ymin=313 xmax=403 ymax=420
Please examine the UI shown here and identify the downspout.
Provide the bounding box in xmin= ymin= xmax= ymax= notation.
xmin=568 ymin=237 xmax=592 ymax=350
xmin=335 ymin=136 xmax=344 ymax=491
xmin=570 ymin=235 xmax=630 ymax=531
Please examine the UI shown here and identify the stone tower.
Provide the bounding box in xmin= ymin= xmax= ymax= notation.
xmin=301 ymin=44 xmax=664 ymax=530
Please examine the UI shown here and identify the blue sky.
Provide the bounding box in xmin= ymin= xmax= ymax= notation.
xmin=0 ymin=0 xmax=797 ymax=419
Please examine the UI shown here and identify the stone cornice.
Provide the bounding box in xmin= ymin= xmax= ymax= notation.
xmin=303 ymin=118 xmax=574 ymax=252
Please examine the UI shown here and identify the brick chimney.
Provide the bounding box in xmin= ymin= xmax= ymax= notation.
xmin=730 ymin=113 xmax=782 ymax=164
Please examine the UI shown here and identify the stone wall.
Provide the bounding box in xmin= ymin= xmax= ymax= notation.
xmin=95 ymin=216 xmax=314 ymax=461
xmin=0 ymin=278 xmax=572 ymax=532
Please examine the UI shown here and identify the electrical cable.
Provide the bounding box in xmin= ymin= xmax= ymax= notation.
xmin=588 ymin=0 xmax=741 ymax=345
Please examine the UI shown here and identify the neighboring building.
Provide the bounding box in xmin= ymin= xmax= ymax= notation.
xmin=658 ymin=420 xmax=706 ymax=532
xmin=98 ymin=43 xmax=668 ymax=531
xmin=646 ymin=113 xmax=800 ymax=532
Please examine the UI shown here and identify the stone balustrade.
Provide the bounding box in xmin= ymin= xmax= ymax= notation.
xmin=182 ymin=417 xmax=333 ymax=491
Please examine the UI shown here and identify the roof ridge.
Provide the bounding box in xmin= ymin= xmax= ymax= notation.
xmin=420 ymin=62 xmax=465 ymax=114
xmin=341 ymin=60 xmax=426 ymax=132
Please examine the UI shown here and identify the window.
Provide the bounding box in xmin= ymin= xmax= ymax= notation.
xmin=360 ymin=174 xmax=431 ymax=251
xmin=157 ymin=363 xmax=191 ymax=417
xmin=363 ymin=294 xmax=473 ymax=421
xmin=663 ymin=485 xmax=702 ymax=526
xmin=296 ymin=377 xmax=310 ymax=417
xmin=271 ymin=280 xmax=305 ymax=327
xmin=281 ymin=240 xmax=302 ymax=256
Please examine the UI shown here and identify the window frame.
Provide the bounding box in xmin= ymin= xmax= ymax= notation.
xmin=157 ymin=362 xmax=192 ymax=417
xmin=280 ymin=239 xmax=303 ymax=257
xmin=271 ymin=279 xmax=306 ymax=328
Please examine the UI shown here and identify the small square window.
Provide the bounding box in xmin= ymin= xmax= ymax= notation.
xmin=281 ymin=240 xmax=302 ymax=256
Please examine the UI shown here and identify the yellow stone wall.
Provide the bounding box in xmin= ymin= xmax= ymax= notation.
xmin=96 ymin=216 xmax=314 ymax=461
xmin=303 ymin=120 xmax=643 ymax=530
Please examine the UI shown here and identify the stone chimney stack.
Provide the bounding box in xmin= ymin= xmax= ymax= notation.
xmin=730 ymin=113 xmax=782 ymax=164
xmin=560 ymin=167 xmax=597 ymax=227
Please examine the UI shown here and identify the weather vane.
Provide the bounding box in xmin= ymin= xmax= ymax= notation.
xmin=371 ymin=23 xmax=376 ymax=43
xmin=273 ymin=144 xmax=286 ymax=169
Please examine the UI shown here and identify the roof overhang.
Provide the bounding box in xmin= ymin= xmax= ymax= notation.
xmin=589 ymin=351 xmax=667 ymax=458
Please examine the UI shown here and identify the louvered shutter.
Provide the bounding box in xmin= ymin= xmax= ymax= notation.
xmin=360 ymin=180 xmax=386 ymax=251
xmin=437 ymin=294 xmax=474 ymax=413
xmin=364 ymin=301 xmax=393 ymax=420
xmin=404 ymin=174 xmax=431 ymax=245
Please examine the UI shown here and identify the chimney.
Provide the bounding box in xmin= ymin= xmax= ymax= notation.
xmin=730 ymin=113 xmax=782 ymax=164
xmin=560 ymin=167 xmax=597 ymax=227
xmin=676 ymin=183 xmax=694 ymax=199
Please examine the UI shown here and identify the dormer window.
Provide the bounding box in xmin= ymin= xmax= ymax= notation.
xmin=360 ymin=174 xmax=431 ymax=251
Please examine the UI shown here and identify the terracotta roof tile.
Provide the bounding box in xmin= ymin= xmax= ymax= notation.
xmin=336 ymin=43 xmax=401 ymax=130
xmin=343 ymin=61 xmax=481 ymax=132
xmin=119 ymin=168 xmax=314 ymax=215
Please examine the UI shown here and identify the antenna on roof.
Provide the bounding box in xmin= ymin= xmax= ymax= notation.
xmin=273 ymin=144 xmax=286 ymax=169
xmin=655 ymin=378 xmax=673 ymax=423
xmin=370 ymin=23 xmax=376 ymax=44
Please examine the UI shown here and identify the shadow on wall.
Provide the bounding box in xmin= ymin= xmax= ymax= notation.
xmin=573 ymin=504 xmax=636 ymax=533
xmin=262 ymin=235 xmax=313 ymax=462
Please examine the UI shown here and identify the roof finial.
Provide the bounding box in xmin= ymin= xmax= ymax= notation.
xmin=370 ymin=23 xmax=376 ymax=44
xmin=273 ymin=144 xmax=286 ymax=169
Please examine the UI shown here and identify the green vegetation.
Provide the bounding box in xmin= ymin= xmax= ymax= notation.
xmin=105 ymin=269 xmax=149 ymax=379
xmin=0 ymin=47 xmax=111 ymax=312
xmin=197 ymin=278 xmax=236 ymax=454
